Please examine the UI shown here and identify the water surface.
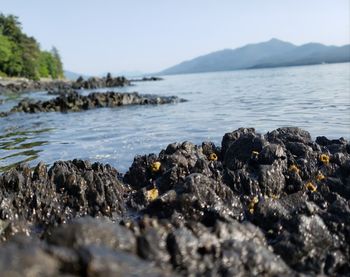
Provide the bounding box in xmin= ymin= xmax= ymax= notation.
xmin=0 ymin=63 xmax=349 ymax=172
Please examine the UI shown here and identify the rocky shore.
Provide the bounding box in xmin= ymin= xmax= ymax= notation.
xmin=0 ymin=75 xmax=163 ymax=94
xmin=0 ymin=127 xmax=349 ymax=276
xmin=0 ymin=91 xmax=185 ymax=117
xmin=0 ymin=76 xmax=129 ymax=94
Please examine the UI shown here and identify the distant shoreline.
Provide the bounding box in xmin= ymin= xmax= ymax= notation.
xmin=0 ymin=75 xmax=163 ymax=94
xmin=158 ymin=61 xmax=350 ymax=77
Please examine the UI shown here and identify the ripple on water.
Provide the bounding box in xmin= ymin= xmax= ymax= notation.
xmin=0 ymin=63 xmax=349 ymax=173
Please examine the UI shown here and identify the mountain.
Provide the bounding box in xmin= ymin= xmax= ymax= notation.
xmin=159 ymin=39 xmax=350 ymax=75
xmin=251 ymin=43 xmax=350 ymax=69
xmin=114 ymin=71 xmax=145 ymax=77
xmin=64 ymin=70 xmax=90 ymax=81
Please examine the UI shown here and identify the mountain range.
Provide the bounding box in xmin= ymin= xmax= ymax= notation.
xmin=159 ymin=38 xmax=350 ymax=75
xmin=64 ymin=70 xmax=146 ymax=80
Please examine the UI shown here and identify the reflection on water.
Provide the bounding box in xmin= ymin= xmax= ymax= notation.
xmin=0 ymin=63 xmax=349 ymax=173
xmin=0 ymin=128 xmax=51 ymax=171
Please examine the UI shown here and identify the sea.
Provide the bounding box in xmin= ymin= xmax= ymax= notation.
xmin=0 ymin=62 xmax=349 ymax=173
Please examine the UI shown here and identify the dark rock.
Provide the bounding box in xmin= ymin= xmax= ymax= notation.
xmin=130 ymin=77 xmax=164 ymax=82
xmin=5 ymin=91 xmax=186 ymax=115
xmin=48 ymin=217 xmax=136 ymax=253
xmin=266 ymin=127 xmax=312 ymax=144
xmin=72 ymin=74 xmax=130 ymax=90
xmin=0 ymin=237 xmax=60 ymax=276
xmin=80 ymin=245 xmax=173 ymax=277
xmin=0 ymin=160 xmax=126 ymax=240
xmin=224 ymin=132 xmax=267 ymax=170
xmin=221 ymin=127 xmax=256 ymax=157
xmin=0 ymin=127 xmax=349 ymax=276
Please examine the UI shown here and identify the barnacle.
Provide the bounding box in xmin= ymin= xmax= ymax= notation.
xmin=289 ymin=164 xmax=300 ymax=174
xmin=305 ymin=182 xmax=317 ymax=192
xmin=320 ymin=154 xmax=330 ymax=165
xmin=316 ymin=172 xmax=325 ymax=181
xmin=146 ymin=188 xmax=159 ymax=201
xmin=270 ymin=194 xmax=279 ymax=200
xmin=251 ymin=151 xmax=259 ymax=160
xmin=248 ymin=196 xmax=259 ymax=214
xmin=150 ymin=161 xmax=161 ymax=173
xmin=209 ymin=153 xmax=218 ymax=161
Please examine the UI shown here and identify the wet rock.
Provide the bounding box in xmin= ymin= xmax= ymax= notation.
xmin=0 ymin=127 xmax=349 ymax=276
xmin=273 ymin=215 xmax=332 ymax=274
xmin=0 ymin=237 xmax=60 ymax=276
xmin=6 ymin=91 xmax=185 ymax=115
xmin=0 ymin=75 xmax=131 ymax=94
xmin=72 ymin=75 xmax=130 ymax=89
xmin=224 ymin=132 xmax=267 ymax=170
xmin=81 ymin=246 xmax=173 ymax=277
xmin=218 ymin=239 xmax=292 ymax=276
xmin=48 ymin=217 xmax=136 ymax=253
xmin=130 ymin=76 xmax=163 ymax=82
xmin=266 ymin=127 xmax=312 ymax=145
xmin=0 ymin=160 xmax=126 ymax=240
xmin=221 ymin=127 xmax=256 ymax=156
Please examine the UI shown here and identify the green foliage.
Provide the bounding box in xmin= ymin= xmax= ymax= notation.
xmin=38 ymin=49 xmax=64 ymax=79
xmin=0 ymin=13 xmax=64 ymax=80
xmin=0 ymin=33 xmax=12 ymax=62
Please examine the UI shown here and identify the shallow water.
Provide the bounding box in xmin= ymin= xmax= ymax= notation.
xmin=0 ymin=63 xmax=349 ymax=172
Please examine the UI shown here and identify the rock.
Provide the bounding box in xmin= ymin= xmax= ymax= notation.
xmin=0 ymin=160 xmax=126 ymax=240
xmin=130 ymin=77 xmax=163 ymax=82
xmin=48 ymin=217 xmax=136 ymax=253
xmin=0 ymin=74 xmax=131 ymax=94
xmin=0 ymin=79 xmax=72 ymax=94
xmin=4 ymin=91 xmax=186 ymax=115
xmin=81 ymin=246 xmax=173 ymax=277
xmin=0 ymin=127 xmax=349 ymax=276
xmin=71 ymin=74 xmax=130 ymax=90
xmin=0 ymin=237 xmax=60 ymax=276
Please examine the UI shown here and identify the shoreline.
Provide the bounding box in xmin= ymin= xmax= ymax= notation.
xmin=0 ymin=75 xmax=163 ymax=94
xmin=0 ymin=127 xmax=349 ymax=275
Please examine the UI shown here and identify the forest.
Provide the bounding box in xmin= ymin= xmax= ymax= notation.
xmin=0 ymin=13 xmax=63 ymax=80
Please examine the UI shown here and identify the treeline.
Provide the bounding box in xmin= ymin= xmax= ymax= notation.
xmin=0 ymin=13 xmax=64 ymax=80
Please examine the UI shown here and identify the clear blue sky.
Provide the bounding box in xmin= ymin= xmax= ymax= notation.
xmin=1 ymin=0 xmax=349 ymax=75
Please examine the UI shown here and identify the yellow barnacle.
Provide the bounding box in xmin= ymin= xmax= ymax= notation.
xmin=150 ymin=161 xmax=161 ymax=173
xmin=146 ymin=188 xmax=159 ymax=201
xmin=316 ymin=172 xmax=325 ymax=181
xmin=248 ymin=196 xmax=259 ymax=214
xmin=270 ymin=194 xmax=279 ymax=200
xmin=305 ymin=182 xmax=317 ymax=192
xmin=209 ymin=153 xmax=218 ymax=161
xmin=289 ymin=164 xmax=300 ymax=174
xmin=320 ymin=154 xmax=330 ymax=165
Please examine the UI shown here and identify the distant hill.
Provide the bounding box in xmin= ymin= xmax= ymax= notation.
xmin=64 ymin=70 xmax=90 ymax=81
xmin=159 ymin=39 xmax=350 ymax=75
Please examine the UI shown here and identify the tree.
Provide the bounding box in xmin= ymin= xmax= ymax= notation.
xmin=0 ymin=13 xmax=64 ymax=80
xmin=0 ymin=14 xmax=22 ymax=42
xmin=20 ymin=35 xmax=41 ymax=79
xmin=51 ymin=46 xmax=64 ymax=79
xmin=0 ymin=34 xmax=12 ymax=69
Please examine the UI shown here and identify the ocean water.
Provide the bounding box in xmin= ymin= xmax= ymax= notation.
xmin=0 ymin=63 xmax=349 ymax=173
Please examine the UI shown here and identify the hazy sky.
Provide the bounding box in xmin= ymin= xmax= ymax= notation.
xmin=1 ymin=0 xmax=349 ymax=75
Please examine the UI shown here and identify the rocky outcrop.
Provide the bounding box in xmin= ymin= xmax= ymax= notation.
xmin=0 ymin=127 xmax=349 ymax=276
xmin=130 ymin=76 xmax=163 ymax=82
xmin=0 ymin=74 xmax=130 ymax=94
xmin=0 ymin=91 xmax=185 ymax=116
xmin=71 ymin=75 xmax=130 ymax=90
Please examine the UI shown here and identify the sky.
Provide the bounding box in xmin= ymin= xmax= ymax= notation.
xmin=1 ymin=0 xmax=349 ymax=75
